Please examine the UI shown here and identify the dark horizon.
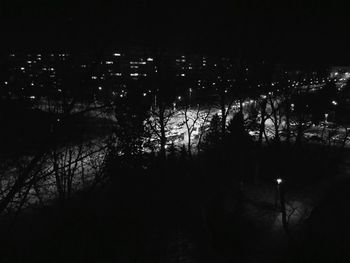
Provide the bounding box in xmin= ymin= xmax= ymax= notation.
xmin=1 ymin=0 xmax=350 ymax=66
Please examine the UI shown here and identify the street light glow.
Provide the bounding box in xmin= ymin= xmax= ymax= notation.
xmin=276 ymin=178 xmax=282 ymax=184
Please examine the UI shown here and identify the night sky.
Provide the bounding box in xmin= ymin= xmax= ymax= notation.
xmin=1 ymin=0 xmax=349 ymax=65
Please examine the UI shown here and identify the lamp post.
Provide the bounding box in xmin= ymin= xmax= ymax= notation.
xmin=276 ymin=178 xmax=289 ymax=235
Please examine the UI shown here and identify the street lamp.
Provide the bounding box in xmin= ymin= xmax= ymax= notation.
xmin=276 ymin=177 xmax=288 ymax=233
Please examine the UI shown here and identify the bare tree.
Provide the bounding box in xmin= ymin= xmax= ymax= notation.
xmin=196 ymin=107 xmax=213 ymax=154
xmin=146 ymin=102 xmax=176 ymax=159
xmin=180 ymin=104 xmax=202 ymax=157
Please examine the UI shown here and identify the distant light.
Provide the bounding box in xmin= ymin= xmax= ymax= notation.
xmin=181 ymin=73 xmax=185 ymax=77
xmin=143 ymin=93 xmax=147 ymax=97
xmin=120 ymin=94 xmax=124 ymax=98
xmin=30 ymin=96 xmax=36 ymax=99
xmin=57 ymin=118 xmax=60 ymax=122
xmin=31 ymin=82 xmax=34 ymax=86
xmin=178 ymin=96 xmax=182 ymax=100
xmin=130 ymin=73 xmax=139 ymax=77
xmin=276 ymin=178 xmax=282 ymax=184
xmin=4 ymin=81 xmax=8 ymax=85
xmin=58 ymin=89 xmax=62 ymax=92
xmin=91 ymin=76 xmax=97 ymax=79
xmin=147 ymin=57 xmax=153 ymax=62
xmin=113 ymin=53 xmax=121 ymax=56
xmin=98 ymin=87 xmax=102 ymax=91
xmin=332 ymin=100 xmax=338 ymax=105
xmin=20 ymin=67 xmax=25 ymax=71
xmin=106 ymin=61 xmax=113 ymax=65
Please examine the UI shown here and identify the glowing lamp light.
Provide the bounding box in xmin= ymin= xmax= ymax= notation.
xmin=332 ymin=100 xmax=338 ymax=106
xmin=178 ymin=96 xmax=182 ymax=100
xmin=98 ymin=87 xmax=102 ymax=91
xmin=276 ymin=178 xmax=283 ymax=185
